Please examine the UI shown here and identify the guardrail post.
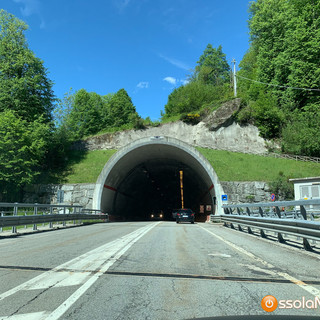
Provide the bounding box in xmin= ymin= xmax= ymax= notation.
xmin=258 ymin=207 xmax=264 ymax=217
xmin=49 ymin=206 xmax=53 ymax=229
xmin=278 ymin=232 xmax=286 ymax=243
xmin=12 ymin=204 xmax=18 ymax=233
xmin=73 ymin=205 xmax=76 ymax=225
xmin=275 ymin=206 xmax=281 ymax=218
xmin=260 ymin=229 xmax=267 ymax=238
xmin=246 ymin=207 xmax=251 ymax=216
xmin=300 ymin=205 xmax=307 ymax=220
xmin=0 ymin=211 xmax=3 ymax=232
xmin=33 ymin=204 xmax=38 ymax=230
xmin=303 ymin=238 xmax=312 ymax=251
xmin=63 ymin=207 xmax=66 ymax=227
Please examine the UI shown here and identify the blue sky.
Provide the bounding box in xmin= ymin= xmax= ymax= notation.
xmin=1 ymin=0 xmax=251 ymax=120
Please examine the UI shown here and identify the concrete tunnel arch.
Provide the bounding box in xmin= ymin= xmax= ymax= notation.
xmin=92 ymin=136 xmax=225 ymax=221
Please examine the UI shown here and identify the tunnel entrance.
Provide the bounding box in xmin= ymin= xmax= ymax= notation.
xmin=92 ymin=137 xmax=224 ymax=222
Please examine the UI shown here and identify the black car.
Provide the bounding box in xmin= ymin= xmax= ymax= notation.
xmin=176 ymin=208 xmax=195 ymax=224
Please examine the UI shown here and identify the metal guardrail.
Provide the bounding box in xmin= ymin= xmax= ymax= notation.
xmin=212 ymin=199 xmax=320 ymax=251
xmin=0 ymin=203 xmax=108 ymax=233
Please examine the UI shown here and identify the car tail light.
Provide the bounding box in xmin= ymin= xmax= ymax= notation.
xmin=191 ymin=214 xmax=194 ymax=216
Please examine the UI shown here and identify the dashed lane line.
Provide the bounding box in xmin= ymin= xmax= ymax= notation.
xmin=199 ymin=224 xmax=320 ymax=299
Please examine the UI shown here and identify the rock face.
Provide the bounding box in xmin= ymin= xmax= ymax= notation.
xmin=221 ymin=181 xmax=271 ymax=204
xmin=72 ymin=99 xmax=267 ymax=154
xmin=202 ymin=98 xmax=241 ymax=131
xmin=23 ymin=184 xmax=95 ymax=208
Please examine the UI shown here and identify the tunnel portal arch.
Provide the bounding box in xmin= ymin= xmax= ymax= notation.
xmin=92 ymin=136 xmax=224 ymax=221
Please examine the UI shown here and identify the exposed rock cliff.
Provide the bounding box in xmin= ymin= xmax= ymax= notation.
xmin=72 ymin=99 xmax=268 ymax=154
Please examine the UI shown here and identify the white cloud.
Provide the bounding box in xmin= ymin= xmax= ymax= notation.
xmin=180 ymin=79 xmax=189 ymax=85
xmin=136 ymin=81 xmax=149 ymax=89
xmin=158 ymin=53 xmax=191 ymax=71
xmin=13 ymin=0 xmax=45 ymax=28
xmin=113 ymin=0 xmax=131 ymax=13
xmin=163 ymin=77 xmax=177 ymax=86
xmin=163 ymin=77 xmax=189 ymax=87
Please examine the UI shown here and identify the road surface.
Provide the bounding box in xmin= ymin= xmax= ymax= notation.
xmin=0 ymin=221 xmax=319 ymax=319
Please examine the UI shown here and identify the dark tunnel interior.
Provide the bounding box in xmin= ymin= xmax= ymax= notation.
xmin=96 ymin=140 xmax=217 ymax=222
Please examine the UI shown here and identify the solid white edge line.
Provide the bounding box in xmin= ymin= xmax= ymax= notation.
xmin=46 ymin=222 xmax=160 ymax=320
xmin=199 ymin=224 xmax=320 ymax=298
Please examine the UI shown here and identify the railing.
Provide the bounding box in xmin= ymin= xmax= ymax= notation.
xmin=0 ymin=203 xmax=108 ymax=233
xmin=211 ymin=199 xmax=320 ymax=251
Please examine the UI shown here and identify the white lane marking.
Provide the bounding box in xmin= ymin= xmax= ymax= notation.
xmin=46 ymin=222 xmax=159 ymax=320
xmin=0 ymin=222 xmax=159 ymax=319
xmin=27 ymin=272 xmax=90 ymax=290
xmin=199 ymin=225 xmax=320 ymax=298
xmin=0 ymin=223 xmax=158 ymax=300
xmin=208 ymin=253 xmax=231 ymax=258
xmin=0 ymin=311 xmax=49 ymax=320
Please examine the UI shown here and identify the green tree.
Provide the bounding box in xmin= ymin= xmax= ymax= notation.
xmin=247 ymin=0 xmax=320 ymax=109
xmin=164 ymin=81 xmax=231 ymax=116
xmin=66 ymin=89 xmax=104 ymax=139
xmin=194 ymin=44 xmax=230 ymax=86
xmin=0 ymin=110 xmax=50 ymax=201
xmin=237 ymin=0 xmax=320 ymax=152
xmin=281 ymin=104 xmax=320 ymax=156
xmin=108 ymin=88 xmax=136 ymax=127
xmin=0 ymin=10 xmax=55 ymax=123
xmin=269 ymin=171 xmax=294 ymax=200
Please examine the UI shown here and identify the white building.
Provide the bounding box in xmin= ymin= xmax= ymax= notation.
xmin=289 ymin=177 xmax=320 ymax=211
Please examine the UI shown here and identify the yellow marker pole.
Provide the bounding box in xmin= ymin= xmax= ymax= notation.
xmin=180 ymin=170 xmax=184 ymax=209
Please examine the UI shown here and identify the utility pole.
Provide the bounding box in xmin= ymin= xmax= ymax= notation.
xmin=232 ymin=58 xmax=237 ymax=97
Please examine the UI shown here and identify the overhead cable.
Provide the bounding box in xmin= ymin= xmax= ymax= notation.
xmin=236 ymin=74 xmax=320 ymax=92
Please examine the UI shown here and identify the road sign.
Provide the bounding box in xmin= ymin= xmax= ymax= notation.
xmin=222 ymin=195 xmax=228 ymax=201
xmin=271 ymin=193 xmax=276 ymax=201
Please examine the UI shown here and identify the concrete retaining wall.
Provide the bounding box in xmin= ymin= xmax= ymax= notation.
xmin=220 ymin=181 xmax=271 ymax=204
xmin=24 ymin=181 xmax=271 ymax=209
xmin=23 ymin=183 xmax=96 ymax=208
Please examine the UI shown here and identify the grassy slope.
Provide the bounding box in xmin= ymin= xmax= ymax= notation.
xmin=62 ymin=149 xmax=117 ymax=184
xmin=197 ymin=148 xmax=320 ymax=181
xmin=61 ymin=148 xmax=320 ymax=184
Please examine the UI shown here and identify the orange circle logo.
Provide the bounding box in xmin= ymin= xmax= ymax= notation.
xmin=261 ymin=295 xmax=278 ymax=312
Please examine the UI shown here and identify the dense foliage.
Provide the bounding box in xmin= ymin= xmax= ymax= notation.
xmin=0 ymin=110 xmax=50 ymax=200
xmin=0 ymin=10 xmax=56 ymax=200
xmin=237 ymin=0 xmax=320 ymax=156
xmin=57 ymin=88 xmax=140 ymax=140
xmin=0 ymin=10 xmax=55 ymax=123
xmin=163 ymin=44 xmax=233 ymax=118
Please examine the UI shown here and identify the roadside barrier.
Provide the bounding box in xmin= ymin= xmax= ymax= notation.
xmin=211 ymin=199 xmax=320 ymax=251
xmin=0 ymin=203 xmax=108 ymax=233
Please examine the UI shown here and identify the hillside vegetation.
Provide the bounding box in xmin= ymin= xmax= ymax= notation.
xmin=57 ymin=149 xmax=320 ymax=184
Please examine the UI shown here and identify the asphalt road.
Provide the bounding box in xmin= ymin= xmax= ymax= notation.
xmin=0 ymin=221 xmax=319 ymax=319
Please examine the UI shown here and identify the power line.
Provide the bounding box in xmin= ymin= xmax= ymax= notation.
xmin=236 ymin=74 xmax=320 ymax=92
